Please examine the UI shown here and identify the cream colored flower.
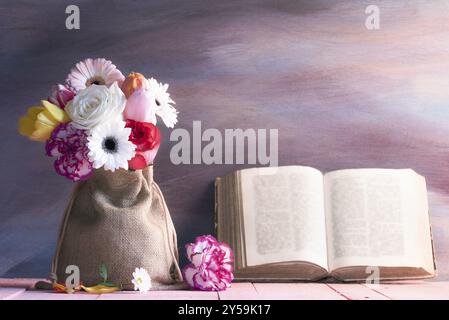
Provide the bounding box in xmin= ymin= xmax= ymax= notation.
xmin=65 ymin=82 xmax=126 ymax=130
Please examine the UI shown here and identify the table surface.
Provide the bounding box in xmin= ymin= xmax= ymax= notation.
xmin=1 ymin=279 xmax=449 ymax=300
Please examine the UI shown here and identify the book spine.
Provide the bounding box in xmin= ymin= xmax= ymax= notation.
xmin=214 ymin=177 xmax=221 ymax=239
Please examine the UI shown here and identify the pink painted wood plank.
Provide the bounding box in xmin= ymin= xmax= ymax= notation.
xmin=3 ymin=280 xmax=449 ymax=300
xmin=218 ymin=282 xmax=259 ymax=300
xmin=0 ymin=278 xmax=44 ymax=289
xmin=326 ymin=284 xmax=390 ymax=300
xmin=12 ymin=290 xmax=100 ymax=300
xmin=98 ymin=290 xmax=219 ymax=300
xmin=362 ymin=281 xmax=449 ymax=300
xmin=252 ymin=283 xmax=345 ymax=300
xmin=0 ymin=288 xmax=26 ymax=300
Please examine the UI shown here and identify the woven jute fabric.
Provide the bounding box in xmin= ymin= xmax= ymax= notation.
xmin=50 ymin=166 xmax=183 ymax=290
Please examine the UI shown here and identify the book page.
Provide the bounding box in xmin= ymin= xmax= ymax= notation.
xmin=324 ymin=169 xmax=434 ymax=275
xmin=240 ymin=166 xmax=328 ymax=270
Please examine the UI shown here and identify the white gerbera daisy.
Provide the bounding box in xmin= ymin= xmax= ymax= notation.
xmin=145 ymin=77 xmax=178 ymax=128
xmin=87 ymin=120 xmax=136 ymax=172
xmin=66 ymin=58 xmax=125 ymax=92
xmin=132 ymin=267 xmax=152 ymax=293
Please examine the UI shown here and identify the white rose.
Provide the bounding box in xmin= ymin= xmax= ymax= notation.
xmin=65 ymin=82 xmax=126 ymax=130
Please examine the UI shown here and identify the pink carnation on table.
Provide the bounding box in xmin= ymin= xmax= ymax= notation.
xmin=45 ymin=123 xmax=93 ymax=182
xmin=183 ymin=235 xmax=234 ymax=291
xmin=48 ymin=84 xmax=75 ymax=109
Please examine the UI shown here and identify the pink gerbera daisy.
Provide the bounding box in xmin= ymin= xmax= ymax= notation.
xmin=66 ymin=58 xmax=125 ymax=92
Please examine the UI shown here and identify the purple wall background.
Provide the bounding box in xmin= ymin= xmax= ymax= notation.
xmin=1 ymin=0 xmax=449 ymax=280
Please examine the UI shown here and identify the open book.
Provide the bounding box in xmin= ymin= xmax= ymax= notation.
xmin=215 ymin=166 xmax=436 ymax=281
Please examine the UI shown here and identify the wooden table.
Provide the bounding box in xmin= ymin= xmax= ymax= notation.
xmin=1 ymin=279 xmax=449 ymax=300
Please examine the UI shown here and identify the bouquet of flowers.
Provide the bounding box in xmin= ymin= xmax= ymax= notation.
xmin=18 ymin=58 xmax=177 ymax=180
xmin=17 ymin=58 xmax=185 ymax=290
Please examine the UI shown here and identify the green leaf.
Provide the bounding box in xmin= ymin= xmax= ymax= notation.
xmin=99 ymin=263 xmax=108 ymax=282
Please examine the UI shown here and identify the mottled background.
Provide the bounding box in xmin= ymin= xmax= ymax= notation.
xmin=1 ymin=0 xmax=449 ymax=280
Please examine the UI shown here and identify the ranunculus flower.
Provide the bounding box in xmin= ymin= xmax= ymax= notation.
xmin=183 ymin=235 xmax=234 ymax=291
xmin=125 ymin=119 xmax=161 ymax=170
xmin=65 ymin=82 xmax=126 ymax=130
xmin=123 ymin=89 xmax=157 ymax=124
xmin=18 ymin=100 xmax=70 ymax=142
xmin=121 ymin=72 xmax=146 ymax=98
xmin=125 ymin=119 xmax=160 ymax=151
xmin=48 ymin=84 xmax=75 ymax=109
xmin=45 ymin=123 xmax=93 ymax=181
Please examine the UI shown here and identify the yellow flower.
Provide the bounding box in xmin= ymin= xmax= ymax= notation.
xmin=18 ymin=100 xmax=70 ymax=142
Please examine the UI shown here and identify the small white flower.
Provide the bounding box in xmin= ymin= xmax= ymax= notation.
xmin=66 ymin=82 xmax=126 ymax=130
xmin=132 ymin=267 xmax=152 ymax=293
xmin=145 ymin=77 xmax=178 ymax=128
xmin=87 ymin=120 xmax=136 ymax=172
xmin=66 ymin=58 xmax=125 ymax=92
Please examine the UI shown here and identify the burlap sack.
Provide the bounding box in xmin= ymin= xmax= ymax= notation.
xmin=50 ymin=166 xmax=183 ymax=290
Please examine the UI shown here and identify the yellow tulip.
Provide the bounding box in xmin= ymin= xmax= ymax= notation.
xmin=18 ymin=100 xmax=70 ymax=142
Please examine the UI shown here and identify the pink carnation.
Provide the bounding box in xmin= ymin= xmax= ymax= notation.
xmin=183 ymin=235 xmax=234 ymax=291
xmin=48 ymin=84 xmax=75 ymax=109
xmin=45 ymin=123 xmax=93 ymax=182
